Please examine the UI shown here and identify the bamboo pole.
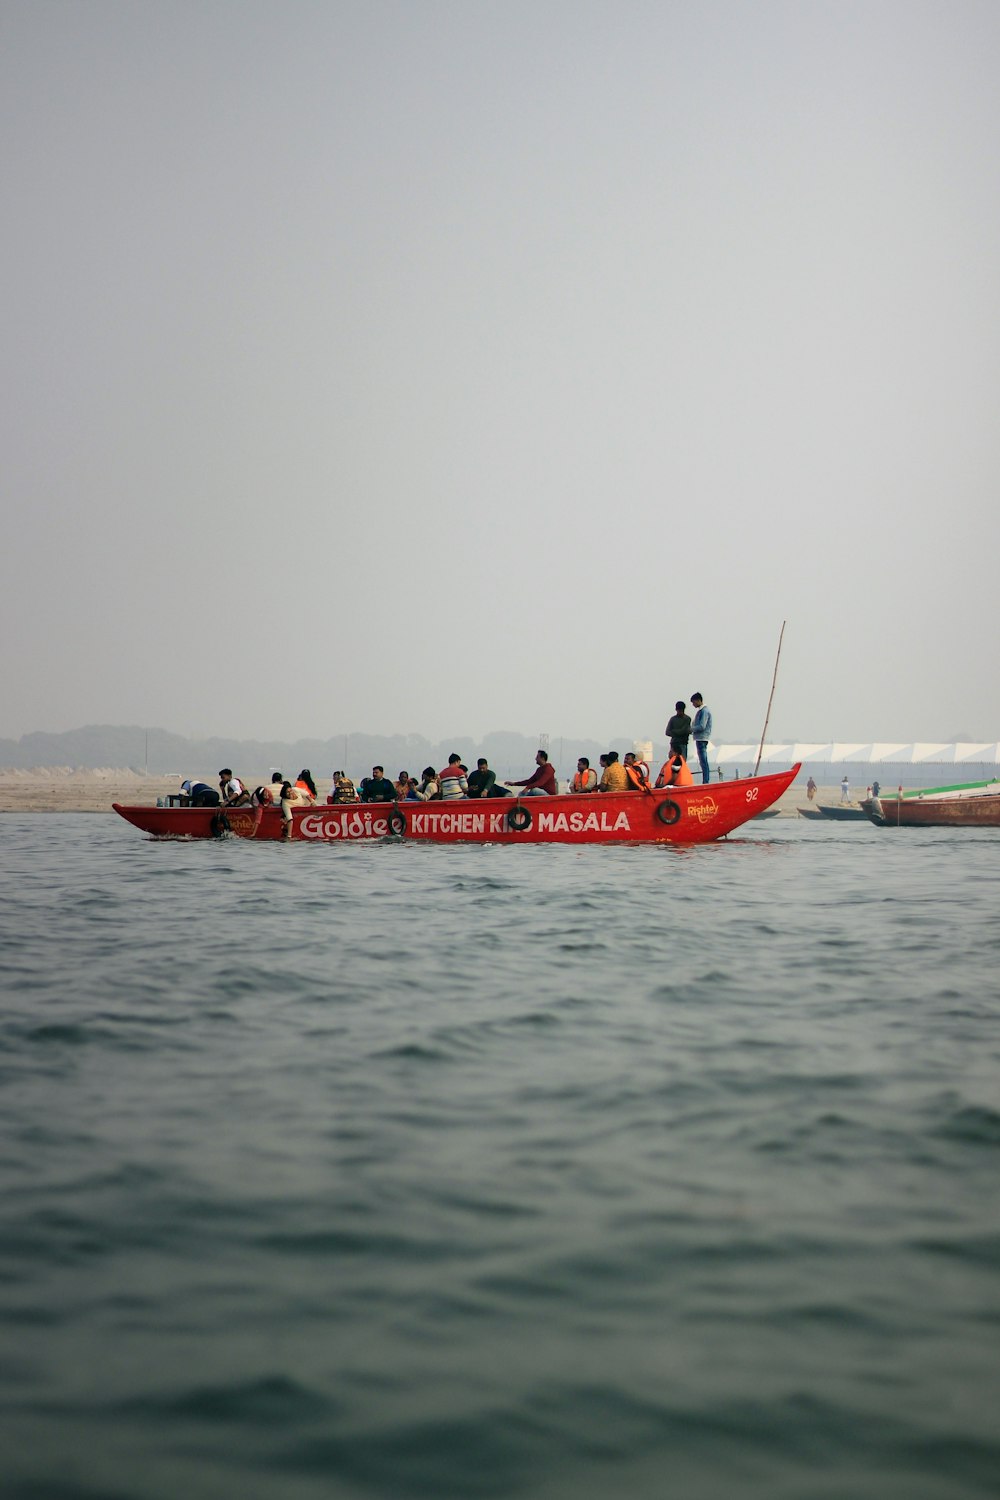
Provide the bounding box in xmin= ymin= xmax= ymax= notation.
xmin=754 ymin=621 xmax=786 ymax=776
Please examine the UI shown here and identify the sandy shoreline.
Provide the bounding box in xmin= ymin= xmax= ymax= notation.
xmin=0 ymin=770 xmax=852 ymax=816
xmin=0 ymin=771 xmax=191 ymax=814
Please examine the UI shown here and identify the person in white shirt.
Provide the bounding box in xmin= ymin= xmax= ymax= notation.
xmin=219 ymin=768 xmax=250 ymax=804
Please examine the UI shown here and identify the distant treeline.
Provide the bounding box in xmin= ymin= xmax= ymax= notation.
xmin=0 ymin=724 xmax=679 ymax=781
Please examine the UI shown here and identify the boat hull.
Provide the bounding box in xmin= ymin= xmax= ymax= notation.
xmin=113 ymin=766 xmax=799 ymax=845
xmin=864 ymin=793 xmax=1000 ymax=828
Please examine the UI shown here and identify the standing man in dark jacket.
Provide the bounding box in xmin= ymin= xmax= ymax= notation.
xmin=666 ymin=702 xmax=692 ymax=762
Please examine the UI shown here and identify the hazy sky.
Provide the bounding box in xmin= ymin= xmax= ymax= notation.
xmin=3 ymin=0 xmax=998 ymax=745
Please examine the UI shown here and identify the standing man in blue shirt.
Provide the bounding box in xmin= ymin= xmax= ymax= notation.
xmin=690 ymin=693 xmax=713 ymax=784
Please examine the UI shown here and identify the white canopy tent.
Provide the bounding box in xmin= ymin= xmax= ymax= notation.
xmin=710 ymin=743 xmax=1000 ymax=767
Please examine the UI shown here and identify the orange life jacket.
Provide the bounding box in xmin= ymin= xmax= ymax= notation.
xmin=624 ymin=762 xmax=649 ymax=791
xmin=657 ymin=754 xmax=693 ymax=788
xmin=572 ymin=768 xmax=596 ymax=793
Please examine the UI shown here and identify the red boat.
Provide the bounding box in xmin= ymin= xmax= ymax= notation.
xmin=113 ymin=765 xmax=799 ymax=845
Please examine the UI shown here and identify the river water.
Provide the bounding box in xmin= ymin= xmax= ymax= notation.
xmin=1 ymin=813 xmax=998 ymax=1499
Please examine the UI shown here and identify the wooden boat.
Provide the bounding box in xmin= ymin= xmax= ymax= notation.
xmin=113 ymin=765 xmax=800 ymax=846
xmin=864 ymin=778 xmax=1000 ymax=829
xmin=815 ymin=804 xmax=869 ymax=821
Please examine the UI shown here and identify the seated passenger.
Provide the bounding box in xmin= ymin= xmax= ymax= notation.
xmin=466 ymin=758 xmax=497 ymax=797
xmin=598 ymin=752 xmax=628 ymax=793
xmin=438 ymin=754 xmax=469 ymax=800
xmin=295 ymin=769 xmax=317 ymax=802
xmin=571 ymin=757 xmax=598 ymax=793
xmin=360 ymin=766 xmax=397 ymax=802
xmin=328 ymin=770 xmax=358 ymax=803
xmin=394 ymin=771 xmax=412 ymax=800
xmin=219 ymin=768 xmax=251 ymax=805
xmin=414 ymin=766 xmax=440 ymax=800
xmin=655 ymin=752 xmax=694 ymax=788
xmin=623 ymin=752 xmax=649 ymax=791
xmin=510 ymin=749 xmax=558 ymax=796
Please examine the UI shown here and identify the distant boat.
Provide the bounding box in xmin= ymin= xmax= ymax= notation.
xmin=864 ymin=779 xmax=1000 ymax=829
xmin=797 ymin=805 xmax=867 ymax=821
xmin=112 ymin=765 xmax=801 ymax=846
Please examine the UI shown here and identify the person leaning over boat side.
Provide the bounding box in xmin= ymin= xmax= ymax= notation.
xmin=510 ymin=749 xmax=558 ymax=796
xmin=466 ymin=758 xmax=497 ymax=797
xmin=571 ymin=757 xmax=598 ymax=793
xmin=329 ymin=770 xmax=358 ymax=803
xmin=414 ymin=766 xmax=441 ymax=800
xmin=623 ymin=752 xmax=650 ymax=791
xmin=182 ymin=779 xmax=221 ymax=807
xmin=438 ymin=754 xmax=469 ymax=800
xmin=360 ymin=766 xmax=397 ymax=802
xmin=278 ymin=780 xmax=303 ymax=839
xmin=690 ymin=693 xmax=713 ymax=784
xmin=655 ymin=752 xmax=694 ymax=788
xmin=666 ymin=702 xmax=692 ymax=761
xmin=598 ymin=751 xmax=628 ymax=793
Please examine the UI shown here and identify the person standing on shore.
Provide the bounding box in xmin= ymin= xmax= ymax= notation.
xmin=840 ymin=776 xmax=850 ymax=803
xmin=806 ymin=776 xmax=817 ymax=800
xmin=690 ymin=694 xmax=712 ymax=784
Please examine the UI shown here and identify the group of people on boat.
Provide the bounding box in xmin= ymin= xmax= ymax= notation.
xmin=182 ymin=742 xmax=702 ymax=819
xmin=180 ymin=699 xmax=714 ymax=822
